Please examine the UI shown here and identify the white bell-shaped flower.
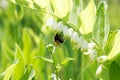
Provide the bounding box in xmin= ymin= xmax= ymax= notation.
xmin=51 ymin=21 xmax=58 ymax=32
xmin=68 ymin=28 xmax=74 ymax=37
xmin=96 ymin=55 xmax=107 ymax=63
xmin=46 ymin=17 xmax=55 ymax=27
xmin=75 ymin=37 xmax=84 ymax=49
xmin=63 ymin=26 xmax=69 ymax=37
xmin=51 ymin=73 xmax=61 ymax=80
xmin=88 ymin=42 xmax=96 ymax=49
xmin=88 ymin=48 xmax=97 ymax=60
xmin=71 ymin=32 xmax=79 ymax=44
xmin=96 ymin=64 xmax=103 ymax=77
xmin=57 ymin=22 xmax=64 ymax=32
xmin=81 ymin=40 xmax=88 ymax=51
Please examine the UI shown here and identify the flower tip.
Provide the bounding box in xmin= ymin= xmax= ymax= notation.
xmin=96 ymin=64 xmax=103 ymax=77
xmin=46 ymin=17 xmax=55 ymax=27
xmin=96 ymin=55 xmax=107 ymax=63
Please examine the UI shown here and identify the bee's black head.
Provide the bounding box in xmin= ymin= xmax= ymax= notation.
xmin=54 ymin=33 xmax=64 ymax=43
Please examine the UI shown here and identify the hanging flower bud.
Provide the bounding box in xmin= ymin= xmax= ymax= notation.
xmin=51 ymin=73 xmax=61 ymax=80
xmin=88 ymin=48 xmax=97 ymax=60
xmin=88 ymin=42 xmax=96 ymax=49
xmin=68 ymin=28 xmax=74 ymax=37
xmin=57 ymin=22 xmax=64 ymax=32
xmin=81 ymin=40 xmax=88 ymax=51
xmin=96 ymin=55 xmax=107 ymax=63
xmin=63 ymin=26 xmax=69 ymax=37
xmin=96 ymin=64 xmax=103 ymax=77
xmin=46 ymin=17 xmax=55 ymax=27
xmin=71 ymin=32 xmax=79 ymax=44
xmin=52 ymin=21 xmax=59 ymax=32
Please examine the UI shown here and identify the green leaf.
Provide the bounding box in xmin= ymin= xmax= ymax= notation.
xmin=104 ymin=31 xmax=117 ymax=55
xmin=92 ymin=1 xmax=109 ymax=48
xmin=9 ymin=0 xmax=16 ymax=4
xmin=22 ymin=28 xmax=32 ymax=65
xmin=15 ymin=4 xmax=24 ymax=21
xmin=1 ymin=41 xmax=14 ymax=63
xmin=79 ymin=0 xmax=96 ymax=34
xmin=51 ymin=0 xmax=73 ymax=18
xmin=110 ymin=61 xmax=120 ymax=80
xmin=3 ymin=61 xmax=18 ymax=80
xmin=20 ymin=65 xmax=35 ymax=80
xmin=33 ymin=0 xmax=49 ymax=9
xmin=28 ymin=28 xmax=40 ymax=45
xmin=24 ymin=0 xmax=35 ymax=9
xmin=34 ymin=56 xmax=53 ymax=63
xmin=69 ymin=0 xmax=83 ymax=26
xmin=0 ymin=72 xmax=4 ymax=80
xmin=13 ymin=44 xmax=25 ymax=80
xmin=61 ymin=57 xmax=75 ymax=65
xmin=107 ymin=31 xmax=120 ymax=60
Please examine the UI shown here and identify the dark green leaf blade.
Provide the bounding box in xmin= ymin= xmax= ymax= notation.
xmin=110 ymin=61 xmax=120 ymax=80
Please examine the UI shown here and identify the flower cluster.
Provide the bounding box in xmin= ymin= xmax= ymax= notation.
xmin=46 ymin=17 xmax=104 ymax=60
xmin=46 ymin=17 xmax=88 ymax=51
xmin=46 ymin=17 xmax=108 ymax=78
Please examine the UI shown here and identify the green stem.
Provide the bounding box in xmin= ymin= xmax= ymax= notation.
xmin=51 ymin=52 xmax=59 ymax=80
xmin=81 ymin=53 xmax=84 ymax=80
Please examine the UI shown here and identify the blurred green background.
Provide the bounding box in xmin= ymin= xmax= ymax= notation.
xmin=84 ymin=0 xmax=120 ymax=30
xmin=0 ymin=0 xmax=120 ymax=80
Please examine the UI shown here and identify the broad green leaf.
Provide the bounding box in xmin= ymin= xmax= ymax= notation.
xmin=3 ymin=61 xmax=18 ymax=80
xmin=28 ymin=28 xmax=40 ymax=45
xmin=69 ymin=0 xmax=83 ymax=26
xmin=20 ymin=65 xmax=35 ymax=80
xmin=22 ymin=28 xmax=32 ymax=65
xmin=34 ymin=0 xmax=49 ymax=9
xmin=92 ymin=1 xmax=109 ymax=49
xmin=34 ymin=56 xmax=53 ymax=63
xmin=1 ymin=41 xmax=14 ymax=63
xmin=24 ymin=0 xmax=34 ymax=9
xmin=107 ymin=31 xmax=120 ymax=60
xmin=79 ymin=0 xmax=96 ymax=34
xmin=110 ymin=61 xmax=120 ymax=80
xmin=9 ymin=0 xmax=16 ymax=4
xmin=104 ymin=31 xmax=117 ymax=55
xmin=9 ymin=0 xmax=24 ymax=5
xmin=61 ymin=57 xmax=75 ymax=65
xmin=13 ymin=44 xmax=25 ymax=80
xmin=51 ymin=0 xmax=73 ymax=18
xmin=15 ymin=4 xmax=24 ymax=21
xmin=0 ymin=72 xmax=5 ymax=80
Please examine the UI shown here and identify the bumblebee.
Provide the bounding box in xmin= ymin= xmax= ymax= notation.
xmin=54 ymin=33 xmax=64 ymax=46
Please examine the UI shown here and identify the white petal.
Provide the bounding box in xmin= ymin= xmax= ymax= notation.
xmin=71 ymin=32 xmax=79 ymax=44
xmin=88 ymin=49 xmax=97 ymax=60
xmin=81 ymin=40 xmax=88 ymax=51
xmin=51 ymin=73 xmax=61 ymax=80
xmin=57 ymin=22 xmax=64 ymax=32
xmin=96 ymin=64 xmax=103 ymax=77
xmin=52 ymin=21 xmax=58 ymax=32
xmin=46 ymin=17 xmax=55 ymax=27
xmin=76 ymin=37 xmax=84 ymax=49
xmin=96 ymin=55 xmax=107 ymax=62
xmin=63 ymin=26 xmax=69 ymax=37
xmin=88 ymin=42 xmax=96 ymax=49
xmin=68 ymin=28 xmax=74 ymax=37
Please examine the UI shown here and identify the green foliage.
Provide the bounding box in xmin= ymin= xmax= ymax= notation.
xmin=107 ymin=31 xmax=120 ymax=61
xmin=110 ymin=61 xmax=120 ymax=80
xmin=79 ymin=0 xmax=96 ymax=34
xmin=0 ymin=0 xmax=120 ymax=80
xmin=92 ymin=1 xmax=109 ymax=49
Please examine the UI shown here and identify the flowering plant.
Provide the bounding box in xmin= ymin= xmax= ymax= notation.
xmin=0 ymin=0 xmax=120 ymax=80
